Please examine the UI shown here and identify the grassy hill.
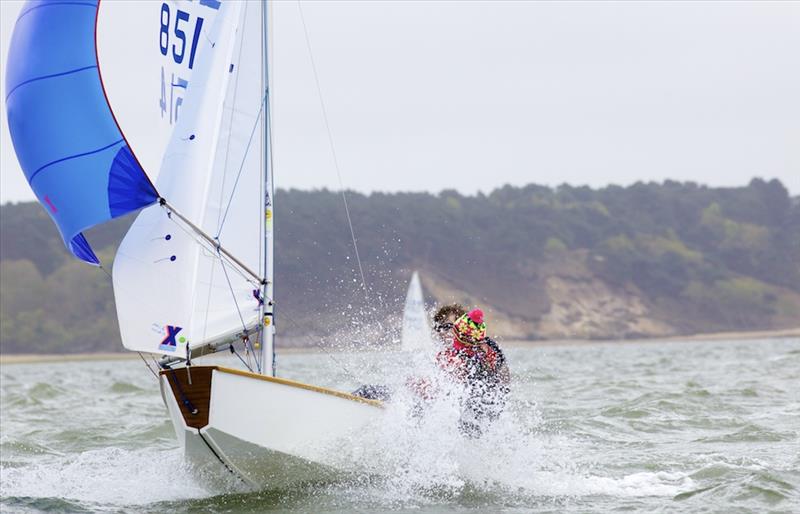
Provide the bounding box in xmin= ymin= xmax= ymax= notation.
xmin=1 ymin=178 xmax=799 ymax=353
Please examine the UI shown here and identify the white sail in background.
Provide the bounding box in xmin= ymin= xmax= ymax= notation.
xmin=401 ymin=271 xmax=433 ymax=351
xmin=113 ymin=1 xmax=264 ymax=357
xmin=96 ymin=0 xmax=224 ymax=183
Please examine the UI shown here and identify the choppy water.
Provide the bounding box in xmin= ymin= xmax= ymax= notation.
xmin=1 ymin=338 xmax=799 ymax=513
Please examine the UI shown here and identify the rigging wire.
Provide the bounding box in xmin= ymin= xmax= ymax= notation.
xmin=100 ymin=223 xmax=359 ymax=381
xmin=137 ymin=352 xmax=159 ymax=379
xmin=202 ymin=1 xmax=250 ymax=344
xmin=229 ymin=343 xmax=254 ymax=373
xmin=217 ymin=251 xmax=250 ymax=334
xmin=215 ymin=92 xmax=268 ymax=237
xmin=297 ymin=0 xmax=370 ymax=302
xmin=159 ymin=212 xmax=267 ymax=368
xmin=165 ymin=209 xmax=262 ymax=289
xmin=216 ymin=1 xmax=249 ymax=236
xmin=110 ymin=5 xmax=370 ymax=383
xmin=217 ymin=249 xmax=262 ymax=372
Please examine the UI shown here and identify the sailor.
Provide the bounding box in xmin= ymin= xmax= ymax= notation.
xmin=352 ymin=304 xmax=466 ymax=402
xmin=436 ymin=308 xmax=510 ymax=437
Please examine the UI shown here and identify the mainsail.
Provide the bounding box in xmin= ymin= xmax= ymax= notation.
xmin=5 ymin=0 xmax=159 ymax=264
xmin=112 ymin=1 xmax=269 ymax=360
xmin=96 ymin=0 xmax=223 ymax=181
xmin=401 ymin=271 xmax=434 ymax=351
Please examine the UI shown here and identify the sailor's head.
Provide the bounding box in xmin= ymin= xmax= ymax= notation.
xmin=452 ymin=309 xmax=486 ymax=345
xmin=433 ymin=303 xmax=466 ymax=335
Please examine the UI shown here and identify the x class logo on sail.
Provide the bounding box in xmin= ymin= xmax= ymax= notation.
xmin=159 ymin=325 xmax=183 ymax=352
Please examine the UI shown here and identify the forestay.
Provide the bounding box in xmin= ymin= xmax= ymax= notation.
xmin=112 ymin=1 xmax=267 ymax=359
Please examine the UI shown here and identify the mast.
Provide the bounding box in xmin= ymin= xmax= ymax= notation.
xmin=260 ymin=0 xmax=276 ymax=376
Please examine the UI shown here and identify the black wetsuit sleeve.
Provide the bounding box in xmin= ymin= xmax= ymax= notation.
xmin=484 ymin=338 xmax=505 ymax=367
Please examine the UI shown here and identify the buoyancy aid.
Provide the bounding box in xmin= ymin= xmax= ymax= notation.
xmin=436 ymin=337 xmax=505 ymax=383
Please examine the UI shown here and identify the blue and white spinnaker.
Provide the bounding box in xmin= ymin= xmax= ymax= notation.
xmin=5 ymin=0 xmax=158 ymax=264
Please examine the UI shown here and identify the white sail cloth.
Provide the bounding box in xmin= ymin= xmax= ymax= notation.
xmin=400 ymin=272 xmax=434 ymax=351
xmin=96 ymin=0 xmax=223 ymax=184
xmin=113 ymin=1 xmax=265 ymax=357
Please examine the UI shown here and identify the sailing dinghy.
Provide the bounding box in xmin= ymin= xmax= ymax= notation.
xmin=6 ymin=0 xmax=384 ymax=487
xmin=400 ymin=271 xmax=434 ymax=352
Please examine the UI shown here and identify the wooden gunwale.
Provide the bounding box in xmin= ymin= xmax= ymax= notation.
xmin=161 ymin=365 xmax=383 ymax=409
xmin=215 ymin=366 xmax=384 ymax=408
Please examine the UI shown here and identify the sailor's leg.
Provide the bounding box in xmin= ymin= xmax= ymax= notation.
xmin=351 ymin=384 xmax=392 ymax=401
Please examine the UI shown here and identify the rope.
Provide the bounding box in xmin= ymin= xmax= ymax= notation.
xmin=229 ymin=343 xmax=254 ymax=373
xmin=297 ymin=1 xmax=369 ymax=302
xmin=137 ymin=352 xmax=159 ymax=379
xmin=217 ymin=249 xmax=249 ymax=333
xmin=166 ymin=369 xmax=198 ymax=415
xmin=217 ymin=252 xmax=262 ymax=372
xmin=100 ymin=231 xmax=358 ymax=383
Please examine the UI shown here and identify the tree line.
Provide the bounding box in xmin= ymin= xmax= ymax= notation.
xmin=1 ymin=178 xmax=797 ymax=353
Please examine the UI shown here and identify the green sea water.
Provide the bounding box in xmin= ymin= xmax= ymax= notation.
xmin=1 ymin=338 xmax=798 ymax=513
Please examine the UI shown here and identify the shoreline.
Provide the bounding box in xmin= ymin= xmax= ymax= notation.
xmin=502 ymin=327 xmax=800 ymax=348
xmin=1 ymin=327 xmax=797 ymax=365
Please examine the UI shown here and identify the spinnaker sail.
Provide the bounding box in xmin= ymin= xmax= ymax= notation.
xmin=5 ymin=0 xmax=158 ymax=265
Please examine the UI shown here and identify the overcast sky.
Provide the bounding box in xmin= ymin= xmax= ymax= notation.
xmin=2 ymin=0 xmax=798 ymax=204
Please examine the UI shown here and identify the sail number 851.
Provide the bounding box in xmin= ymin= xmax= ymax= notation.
xmin=159 ymin=3 xmax=204 ymax=70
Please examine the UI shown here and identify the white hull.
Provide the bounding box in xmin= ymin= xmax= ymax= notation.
xmin=160 ymin=366 xmax=383 ymax=488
